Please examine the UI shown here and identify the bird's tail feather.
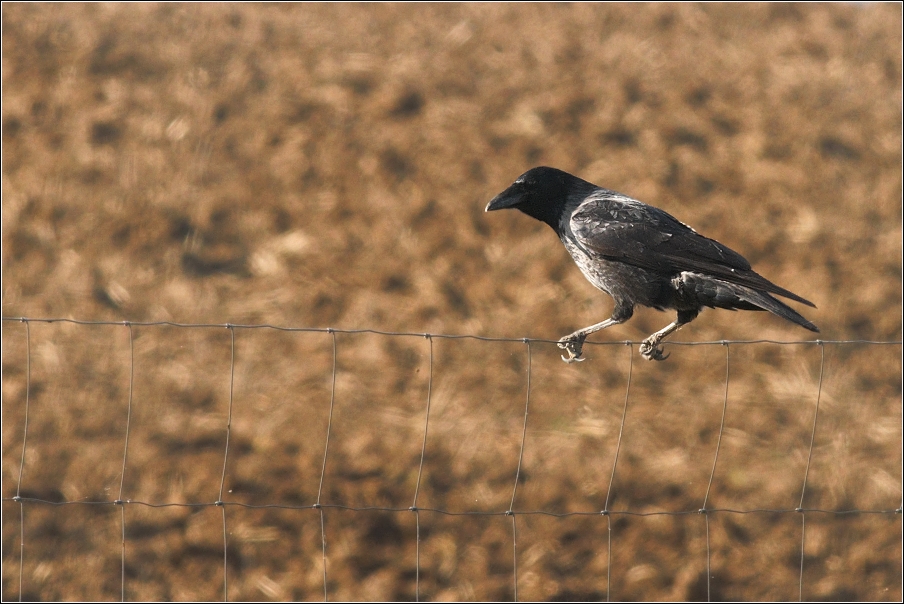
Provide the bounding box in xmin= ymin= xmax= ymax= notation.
xmin=741 ymin=288 xmax=820 ymax=332
xmin=682 ymin=274 xmax=820 ymax=332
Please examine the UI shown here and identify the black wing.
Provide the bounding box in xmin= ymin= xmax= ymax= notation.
xmin=570 ymin=195 xmax=816 ymax=308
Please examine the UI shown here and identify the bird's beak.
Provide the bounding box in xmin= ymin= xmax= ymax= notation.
xmin=485 ymin=185 xmax=522 ymax=212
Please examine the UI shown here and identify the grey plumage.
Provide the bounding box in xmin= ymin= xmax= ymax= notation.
xmin=485 ymin=166 xmax=818 ymax=362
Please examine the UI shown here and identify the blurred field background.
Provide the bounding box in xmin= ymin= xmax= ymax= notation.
xmin=2 ymin=3 xmax=902 ymax=601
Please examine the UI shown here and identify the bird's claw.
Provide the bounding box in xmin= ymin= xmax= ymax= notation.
xmin=557 ymin=336 xmax=586 ymax=363
xmin=561 ymin=353 xmax=586 ymax=363
xmin=639 ymin=339 xmax=670 ymax=361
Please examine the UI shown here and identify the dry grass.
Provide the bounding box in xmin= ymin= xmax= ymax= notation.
xmin=2 ymin=3 xmax=901 ymax=601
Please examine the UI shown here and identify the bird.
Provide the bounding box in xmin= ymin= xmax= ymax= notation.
xmin=485 ymin=166 xmax=819 ymax=362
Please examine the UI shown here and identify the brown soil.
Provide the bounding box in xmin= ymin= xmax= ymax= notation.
xmin=2 ymin=3 xmax=901 ymax=601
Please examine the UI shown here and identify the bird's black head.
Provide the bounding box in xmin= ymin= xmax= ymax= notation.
xmin=485 ymin=166 xmax=595 ymax=230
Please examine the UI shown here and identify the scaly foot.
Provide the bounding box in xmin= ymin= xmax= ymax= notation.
xmin=557 ymin=334 xmax=587 ymax=363
xmin=639 ymin=338 xmax=670 ymax=361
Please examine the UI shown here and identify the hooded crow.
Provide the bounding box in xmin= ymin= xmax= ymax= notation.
xmin=486 ymin=167 xmax=819 ymax=362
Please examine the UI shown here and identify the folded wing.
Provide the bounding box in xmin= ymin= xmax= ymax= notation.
xmin=570 ymin=196 xmax=816 ymax=308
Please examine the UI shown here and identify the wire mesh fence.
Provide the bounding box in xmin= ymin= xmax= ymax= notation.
xmin=2 ymin=316 xmax=901 ymax=601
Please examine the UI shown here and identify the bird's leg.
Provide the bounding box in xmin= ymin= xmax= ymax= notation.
xmin=557 ymin=318 xmax=621 ymax=363
xmin=638 ymin=322 xmax=680 ymax=361
xmin=639 ymin=310 xmax=697 ymax=361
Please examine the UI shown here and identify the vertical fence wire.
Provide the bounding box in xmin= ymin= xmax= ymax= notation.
xmin=316 ymin=329 xmax=339 ymax=602
xmin=410 ymin=334 xmax=434 ymax=602
xmin=318 ymin=497 xmax=328 ymax=600
xmin=507 ymin=339 xmax=533 ymax=602
xmin=603 ymin=342 xmax=634 ymax=602
xmin=798 ymin=342 xmax=826 ymax=601
xmin=604 ymin=513 xmax=612 ymax=603
xmin=14 ymin=319 xmax=31 ymax=602
xmin=215 ymin=324 xmax=235 ymax=602
xmin=701 ymin=342 xmax=731 ymax=602
xmin=215 ymin=326 xmax=237 ymax=601
xmin=116 ymin=323 xmax=135 ymax=602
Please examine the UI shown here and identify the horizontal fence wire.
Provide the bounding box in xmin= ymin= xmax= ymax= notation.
xmin=0 ymin=315 xmax=899 ymax=345
xmin=2 ymin=316 xmax=902 ymax=602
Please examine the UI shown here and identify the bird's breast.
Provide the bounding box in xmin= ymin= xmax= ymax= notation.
xmin=560 ymin=234 xmax=615 ymax=294
xmin=559 ymin=232 xmax=678 ymax=309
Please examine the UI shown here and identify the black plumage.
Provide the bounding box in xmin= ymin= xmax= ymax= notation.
xmin=485 ymin=166 xmax=818 ymax=361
